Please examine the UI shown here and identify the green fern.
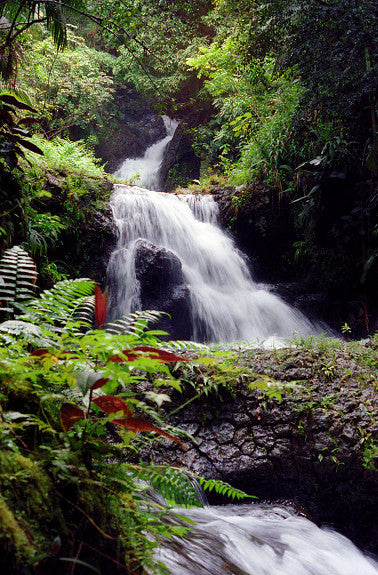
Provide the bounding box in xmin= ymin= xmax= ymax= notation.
xmin=129 ymin=464 xmax=203 ymax=508
xmin=0 ymin=245 xmax=37 ymax=315
xmin=0 ymin=273 xmax=95 ymax=342
xmin=194 ymin=475 xmax=255 ymax=501
xmin=165 ymin=340 xmax=209 ymax=352
xmin=21 ymin=278 xmax=94 ymax=333
xmin=106 ymin=309 xmax=168 ymax=336
xmin=128 ymin=464 xmax=252 ymax=507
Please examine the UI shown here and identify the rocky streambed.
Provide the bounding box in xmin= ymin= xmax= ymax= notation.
xmin=136 ymin=338 xmax=377 ymax=553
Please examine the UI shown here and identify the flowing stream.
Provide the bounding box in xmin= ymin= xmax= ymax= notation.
xmin=154 ymin=503 xmax=378 ymax=575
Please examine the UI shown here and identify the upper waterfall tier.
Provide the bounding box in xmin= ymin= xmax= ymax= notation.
xmin=114 ymin=116 xmax=178 ymax=190
xmin=106 ymin=185 xmax=322 ymax=342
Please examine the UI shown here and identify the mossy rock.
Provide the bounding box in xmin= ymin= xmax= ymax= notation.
xmin=0 ymin=494 xmax=34 ymax=569
xmin=0 ymin=450 xmax=66 ymax=572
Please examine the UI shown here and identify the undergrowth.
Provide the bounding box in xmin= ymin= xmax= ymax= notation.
xmin=24 ymin=135 xmax=108 ymax=179
xmin=0 ymin=256 xmax=251 ymax=574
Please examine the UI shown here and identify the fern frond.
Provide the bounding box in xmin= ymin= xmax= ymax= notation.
xmin=20 ymin=278 xmax=94 ymax=333
xmin=0 ymin=319 xmax=56 ymax=346
xmin=107 ymin=310 xmax=168 ymax=335
xmin=73 ymin=294 xmax=95 ymax=329
xmin=130 ymin=464 xmax=203 ymax=508
xmin=0 ymin=245 xmax=37 ymax=315
xmin=194 ymin=475 xmax=254 ymax=501
xmin=164 ymin=340 xmax=209 ymax=352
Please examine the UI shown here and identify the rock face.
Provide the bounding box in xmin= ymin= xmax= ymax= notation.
xmin=134 ymin=239 xmax=192 ymax=340
xmin=95 ymin=87 xmax=167 ymax=174
xmin=34 ymin=174 xmax=115 ymax=287
xmin=160 ymin=123 xmax=200 ymax=190
xmin=208 ymin=183 xmax=378 ymax=339
xmin=137 ymin=343 xmax=378 ymax=553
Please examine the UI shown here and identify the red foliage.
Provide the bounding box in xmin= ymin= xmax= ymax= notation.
xmin=94 ymin=284 xmax=108 ymax=328
xmin=92 ymin=395 xmax=133 ymax=419
xmin=92 ymin=395 xmax=185 ymax=450
xmin=60 ymin=403 xmax=85 ymax=432
xmin=108 ymin=346 xmax=187 ymax=364
xmin=90 ymin=377 xmax=110 ymax=390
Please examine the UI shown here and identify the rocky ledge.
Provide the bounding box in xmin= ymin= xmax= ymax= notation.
xmin=137 ymin=339 xmax=377 ymax=553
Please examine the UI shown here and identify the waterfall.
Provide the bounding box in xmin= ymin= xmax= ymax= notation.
xmin=114 ymin=116 xmax=179 ymax=190
xmin=153 ymin=504 xmax=378 ymax=575
xmin=106 ymin=185 xmax=321 ymax=342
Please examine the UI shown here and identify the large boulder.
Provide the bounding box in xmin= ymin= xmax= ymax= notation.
xmin=134 ymin=239 xmax=192 ymax=340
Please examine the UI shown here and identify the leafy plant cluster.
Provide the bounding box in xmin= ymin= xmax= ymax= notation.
xmin=183 ymin=1 xmax=377 ymax=324
xmin=0 ymin=245 xmax=250 ymax=574
xmin=17 ymin=31 xmax=115 ymax=140
xmin=0 ymin=108 xmax=112 ymax=283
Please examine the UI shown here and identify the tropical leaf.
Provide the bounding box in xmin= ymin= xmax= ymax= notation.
xmin=120 ymin=417 xmax=186 ymax=450
xmin=94 ymin=283 xmax=108 ymax=328
xmin=92 ymin=396 xmax=185 ymax=449
xmin=92 ymin=395 xmax=133 ymax=419
xmin=60 ymin=403 xmax=85 ymax=432
xmin=0 ymin=94 xmax=36 ymax=112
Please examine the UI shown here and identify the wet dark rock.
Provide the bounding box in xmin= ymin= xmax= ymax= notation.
xmin=202 ymin=184 xmax=378 ymax=338
xmin=160 ymin=123 xmax=200 ymax=190
xmin=96 ymin=86 xmax=167 ymax=173
xmin=134 ymin=239 xmax=192 ymax=340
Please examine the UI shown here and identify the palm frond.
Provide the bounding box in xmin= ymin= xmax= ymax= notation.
xmin=0 ymin=245 xmax=37 ymax=316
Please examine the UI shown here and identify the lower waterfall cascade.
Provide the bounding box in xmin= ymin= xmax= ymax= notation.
xmin=153 ymin=504 xmax=378 ymax=575
xmin=106 ymin=185 xmax=323 ymax=342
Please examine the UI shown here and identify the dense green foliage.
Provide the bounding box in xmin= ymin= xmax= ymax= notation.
xmin=19 ymin=32 xmax=115 ymax=139
xmin=0 ymin=251 xmax=251 ymax=573
xmin=0 ymin=125 xmax=112 ymax=284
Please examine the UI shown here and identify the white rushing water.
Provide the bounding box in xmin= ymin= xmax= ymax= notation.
xmin=114 ymin=116 xmax=178 ymax=190
xmin=107 ymin=185 xmax=321 ymax=342
xmin=154 ymin=504 xmax=378 ymax=575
